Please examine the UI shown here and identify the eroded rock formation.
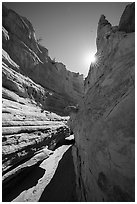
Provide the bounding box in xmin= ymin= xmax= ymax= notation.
xmin=2 ymin=5 xmax=84 ymax=116
xmin=2 ymin=4 xmax=83 ymax=196
xmin=69 ymin=3 xmax=135 ymax=201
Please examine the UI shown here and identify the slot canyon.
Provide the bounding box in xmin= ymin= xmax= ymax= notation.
xmin=2 ymin=2 xmax=135 ymax=202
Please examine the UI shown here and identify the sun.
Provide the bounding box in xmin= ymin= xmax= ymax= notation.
xmin=84 ymin=52 xmax=97 ymax=68
xmin=90 ymin=55 xmax=97 ymax=63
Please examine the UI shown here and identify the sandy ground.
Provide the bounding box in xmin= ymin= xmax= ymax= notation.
xmin=3 ymin=135 xmax=77 ymax=202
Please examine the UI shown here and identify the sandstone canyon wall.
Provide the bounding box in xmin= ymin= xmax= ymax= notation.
xmin=2 ymin=5 xmax=84 ymax=116
xmin=69 ymin=3 xmax=135 ymax=201
xmin=2 ymin=4 xmax=84 ymax=191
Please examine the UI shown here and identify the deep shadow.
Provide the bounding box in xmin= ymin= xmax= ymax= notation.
xmin=54 ymin=138 xmax=75 ymax=150
xmin=39 ymin=146 xmax=77 ymax=202
xmin=2 ymin=163 xmax=45 ymax=202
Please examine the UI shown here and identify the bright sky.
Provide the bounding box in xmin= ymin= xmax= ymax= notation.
xmin=3 ymin=2 xmax=130 ymax=77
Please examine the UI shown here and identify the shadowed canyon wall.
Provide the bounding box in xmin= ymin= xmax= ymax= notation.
xmin=69 ymin=3 xmax=135 ymax=201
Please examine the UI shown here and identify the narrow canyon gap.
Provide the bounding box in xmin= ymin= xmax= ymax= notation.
xmin=2 ymin=2 xmax=135 ymax=202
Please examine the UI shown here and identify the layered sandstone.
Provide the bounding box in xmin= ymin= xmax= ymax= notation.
xmin=70 ymin=3 xmax=135 ymax=201
xmin=2 ymin=5 xmax=83 ymax=191
xmin=2 ymin=5 xmax=84 ymax=116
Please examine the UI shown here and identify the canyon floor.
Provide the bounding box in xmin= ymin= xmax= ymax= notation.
xmin=3 ymin=135 xmax=77 ymax=202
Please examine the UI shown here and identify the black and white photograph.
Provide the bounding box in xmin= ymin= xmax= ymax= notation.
xmin=2 ymin=1 xmax=135 ymax=202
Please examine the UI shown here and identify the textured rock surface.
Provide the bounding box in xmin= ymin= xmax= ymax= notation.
xmin=2 ymin=94 xmax=73 ymax=201
xmin=2 ymin=5 xmax=84 ymax=116
xmin=2 ymin=5 xmax=83 ymax=194
xmin=70 ymin=3 xmax=135 ymax=201
xmin=2 ymin=56 xmax=70 ymax=176
xmin=2 ymin=97 xmax=69 ymax=177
